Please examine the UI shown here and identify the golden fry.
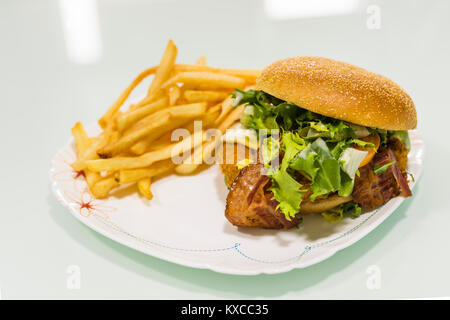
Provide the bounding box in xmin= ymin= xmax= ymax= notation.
xmin=108 ymin=130 xmax=121 ymax=144
xmin=98 ymin=112 xmax=171 ymax=158
xmin=167 ymin=102 xmax=206 ymax=119
xmin=130 ymin=90 xmax=166 ymax=111
xmin=71 ymin=122 xmax=102 ymax=190
xmin=98 ymin=66 xmax=157 ymax=128
xmin=162 ymin=72 xmax=246 ymax=90
xmin=216 ymin=85 xmax=254 ymax=124
xmin=129 ymin=102 xmax=205 ymax=133
xmin=137 ymin=178 xmax=153 ymax=200
xmin=117 ymin=160 xmax=174 ymax=184
xmin=174 ymin=64 xmax=260 ymax=81
xmin=71 ymin=126 xmax=113 ymax=170
xmin=147 ymin=40 xmax=178 ymax=99
xmin=85 ymin=170 xmax=102 ymax=189
xmin=146 ymin=133 xmax=173 ymax=150
xmin=71 ymin=122 xmax=90 ymax=154
xmin=184 ymin=90 xmax=230 ymax=103
xmin=116 ymin=96 xmax=169 ymax=132
xmin=124 ymin=102 xmax=206 ymax=155
xmin=129 ymin=118 xmax=192 ymax=155
xmin=168 ymin=86 xmax=181 ymax=105
xmin=90 ymin=175 xmax=119 ymax=198
xmin=202 ymin=104 xmax=221 ymax=127
xmin=131 ymin=119 xmax=197 ymax=155
xmin=215 ymin=95 xmax=234 ymax=125
xmin=217 ymin=104 xmax=245 ymax=131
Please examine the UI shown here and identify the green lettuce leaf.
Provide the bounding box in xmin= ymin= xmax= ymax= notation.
xmin=343 ymin=201 xmax=362 ymax=218
xmin=322 ymin=201 xmax=362 ymax=223
xmin=310 ymin=158 xmax=341 ymax=200
xmin=267 ymin=131 xmax=306 ymax=219
xmin=351 ymin=138 xmax=375 ymax=150
xmin=270 ymin=168 xmax=304 ymax=219
xmin=374 ymin=161 xmax=396 ymax=175
xmin=291 ymin=138 xmax=342 ymax=201
xmin=290 ymin=145 xmax=319 ymax=180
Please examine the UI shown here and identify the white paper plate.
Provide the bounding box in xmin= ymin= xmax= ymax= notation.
xmin=50 ymin=127 xmax=424 ymax=275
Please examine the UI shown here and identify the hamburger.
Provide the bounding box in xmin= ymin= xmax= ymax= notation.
xmin=221 ymin=56 xmax=416 ymax=229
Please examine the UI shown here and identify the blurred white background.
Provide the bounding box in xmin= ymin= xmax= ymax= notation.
xmin=0 ymin=0 xmax=449 ymax=299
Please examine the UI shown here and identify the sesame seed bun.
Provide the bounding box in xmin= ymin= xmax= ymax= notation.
xmin=256 ymin=57 xmax=417 ymax=130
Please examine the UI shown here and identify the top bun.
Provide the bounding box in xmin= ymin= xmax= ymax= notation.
xmin=256 ymin=57 xmax=417 ymax=130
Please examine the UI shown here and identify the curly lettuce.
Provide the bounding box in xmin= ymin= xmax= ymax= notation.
xmin=262 ymin=132 xmax=306 ymax=219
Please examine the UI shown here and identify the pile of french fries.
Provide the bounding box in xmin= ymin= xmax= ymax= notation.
xmin=70 ymin=40 xmax=259 ymax=199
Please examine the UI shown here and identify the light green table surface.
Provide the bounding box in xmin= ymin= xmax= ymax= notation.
xmin=1 ymin=0 xmax=449 ymax=299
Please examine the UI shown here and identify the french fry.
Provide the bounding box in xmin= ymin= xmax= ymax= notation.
xmin=108 ymin=130 xmax=121 ymax=144
xmin=137 ymin=178 xmax=153 ymax=200
xmin=71 ymin=125 xmax=114 ymax=170
xmin=215 ymin=95 xmax=234 ymax=125
xmin=85 ymin=170 xmax=102 ymax=190
xmin=98 ymin=66 xmax=157 ymax=129
xmin=216 ymin=85 xmax=254 ymax=124
xmin=71 ymin=122 xmax=103 ymax=187
xmin=129 ymin=102 xmax=205 ymax=133
xmin=87 ymin=129 xmax=205 ymax=171
xmin=90 ymin=175 xmax=119 ymax=198
xmin=117 ymin=160 xmax=174 ymax=184
xmin=130 ymin=121 xmax=186 ymax=155
xmin=148 ymin=135 xmax=173 ymax=151
xmin=97 ymin=112 xmax=171 ymax=158
xmin=161 ymin=72 xmax=246 ymax=90
xmin=116 ymin=96 xmax=169 ymax=132
xmin=174 ymin=140 xmax=216 ymax=175
xmin=167 ymin=102 xmax=206 ymax=119
xmin=147 ymin=40 xmax=178 ymax=99
xmin=123 ymin=102 xmax=206 ymax=155
xmin=168 ymin=86 xmax=181 ymax=105
xmin=184 ymin=90 xmax=230 ymax=103
xmin=173 ymin=152 xmax=203 ymax=174
xmin=174 ymin=64 xmax=260 ymax=82
xmin=71 ymin=122 xmax=90 ymax=154
xmin=215 ymin=68 xmax=260 ymax=82
xmin=217 ymin=104 xmax=245 ymax=132
xmin=175 ymin=104 xmax=244 ymax=174
xmin=203 ymin=103 xmax=221 ymax=127
xmin=130 ymin=90 xmax=166 ymax=111
xmin=131 ymin=117 xmax=199 ymax=155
